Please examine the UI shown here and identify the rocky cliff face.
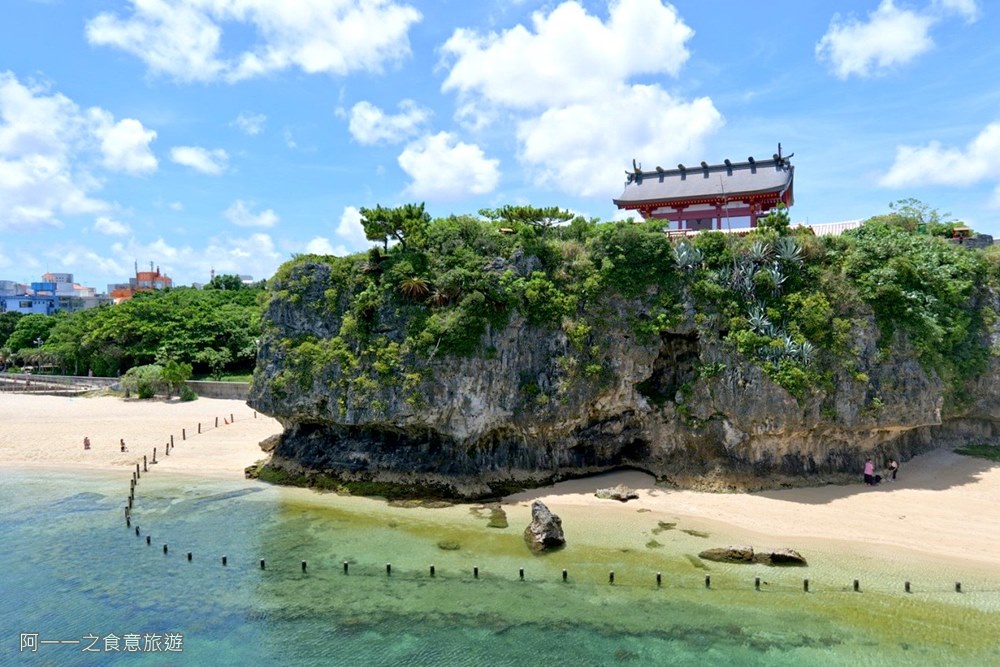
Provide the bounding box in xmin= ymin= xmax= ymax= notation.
xmin=248 ymin=259 xmax=1000 ymax=499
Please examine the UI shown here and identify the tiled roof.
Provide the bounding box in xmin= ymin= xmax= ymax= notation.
xmin=614 ymin=158 xmax=793 ymax=207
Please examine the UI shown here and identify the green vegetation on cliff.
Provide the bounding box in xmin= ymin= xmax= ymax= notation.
xmin=262 ymin=202 xmax=996 ymax=411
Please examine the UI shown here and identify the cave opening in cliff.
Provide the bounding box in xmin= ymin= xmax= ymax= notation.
xmin=637 ymin=331 xmax=700 ymax=406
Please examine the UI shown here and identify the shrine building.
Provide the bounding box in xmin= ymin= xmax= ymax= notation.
xmin=613 ymin=147 xmax=794 ymax=232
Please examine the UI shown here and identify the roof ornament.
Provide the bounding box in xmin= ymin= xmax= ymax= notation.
xmin=632 ymin=159 xmax=642 ymax=175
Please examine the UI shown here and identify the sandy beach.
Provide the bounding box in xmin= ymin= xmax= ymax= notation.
xmin=3 ymin=392 xmax=1000 ymax=573
xmin=0 ymin=393 xmax=282 ymax=478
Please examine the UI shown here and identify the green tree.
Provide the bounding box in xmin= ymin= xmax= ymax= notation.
xmin=122 ymin=364 xmax=164 ymax=399
xmin=6 ymin=314 xmax=57 ymax=353
xmin=161 ymin=359 xmax=193 ymax=398
xmin=0 ymin=311 xmax=24 ymax=349
xmin=359 ymin=202 xmax=431 ymax=252
xmin=479 ymin=205 xmax=574 ymax=233
xmin=195 ymin=348 xmax=232 ymax=380
xmin=205 ymin=274 xmax=246 ymax=290
xmin=756 ymin=204 xmax=791 ymax=236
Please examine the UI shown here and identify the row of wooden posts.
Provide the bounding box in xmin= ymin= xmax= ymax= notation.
xmin=123 ymin=410 xmax=965 ymax=596
xmin=121 ymin=525 xmax=971 ymax=594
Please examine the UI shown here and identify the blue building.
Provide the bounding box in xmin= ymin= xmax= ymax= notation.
xmin=1 ymin=294 xmax=56 ymax=315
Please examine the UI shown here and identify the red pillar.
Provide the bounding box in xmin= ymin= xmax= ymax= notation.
xmin=715 ymin=203 xmax=723 ymax=230
xmin=749 ymin=202 xmax=758 ymax=228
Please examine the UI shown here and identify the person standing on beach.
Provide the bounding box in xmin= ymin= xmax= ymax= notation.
xmin=863 ymin=458 xmax=875 ymax=485
xmin=888 ymin=458 xmax=898 ymax=481
xmin=83 ymin=437 xmax=91 ymax=451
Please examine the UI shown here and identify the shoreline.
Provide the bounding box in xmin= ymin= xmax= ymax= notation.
xmin=4 ymin=394 xmax=1000 ymax=577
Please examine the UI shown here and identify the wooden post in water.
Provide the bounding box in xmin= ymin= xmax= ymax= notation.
xmin=222 ymin=555 xmax=227 ymax=566
xmin=474 ymin=566 xmax=479 ymax=579
xmin=853 ymin=579 xmax=860 ymax=592
xmin=343 ymin=561 xmax=349 ymax=574
xmin=163 ymin=544 xmax=168 ymax=554
xmin=656 ymin=572 xmax=662 ymax=587
xmin=260 ymin=559 xmax=265 ymax=570
xmin=301 ymin=561 xmax=307 ymax=573
xmin=519 ymin=568 xmax=524 ymax=581
xmin=430 ymin=565 xmax=435 ymax=577
xmin=956 ymin=582 xmax=962 ymax=593
xmin=803 ymin=579 xmax=809 ymax=593
xmin=562 ymin=569 xmax=568 ymax=582
xmin=136 ymin=463 xmax=140 ymax=478
xmin=905 ymin=581 xmax=911 ymax=593
xmin=386 ymin=563 xmax=391 ymax=576
xmin=608 ymin=571 xmax=614 ymax=585
xmin=146 ymin=535 xmax=151 ymax=546
xmin=705 ymin=575 xmax=711 ymax=589
xmin=143 ymin=455 xmax=147 ymax=472
xmin=152 ymin=447 xmax=156 ymax=464
xmin=755 ymin=577 xmax=760 ymax=591
xmin=135 ymin=526 xmax=139 ymax=536
xmin=187 ymin=552 xmax=192 ymax=562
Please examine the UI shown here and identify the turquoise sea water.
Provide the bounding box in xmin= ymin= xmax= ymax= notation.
xmin=3 ymin=468 xmax=1000 ymax=666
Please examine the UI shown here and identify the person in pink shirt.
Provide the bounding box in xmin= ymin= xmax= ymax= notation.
xmin=863 ymin=458 xmax=875 ymax=485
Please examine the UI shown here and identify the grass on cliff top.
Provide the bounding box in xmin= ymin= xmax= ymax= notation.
xmin=953 ymin=444 xmax=1000 ymax=462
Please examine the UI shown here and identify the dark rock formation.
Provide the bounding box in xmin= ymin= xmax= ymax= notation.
xmin=753 ymin=548 xmax=807 ymax=566
xmin=247 ymin=259 xmax=1000 ymax=500
xmin=698 ymin=545 xmax=755 ymax=563
xmin=595 ymin=485 xmax=639 ymax=502
xmin=699 ymin=546 xmax=807 ymax=566
xmin=523 ymin=500 xmax=565 ymax=552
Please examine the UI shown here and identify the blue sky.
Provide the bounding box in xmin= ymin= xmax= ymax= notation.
xmin=1 ymin=0 xmax=998 ymax=289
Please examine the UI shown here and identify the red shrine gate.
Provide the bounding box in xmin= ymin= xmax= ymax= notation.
xmin=613 ymin=147 xmax=794 ymax=231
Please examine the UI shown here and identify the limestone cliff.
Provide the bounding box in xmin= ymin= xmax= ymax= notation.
xmin=248 ymin=219 xmax=1000 ymax=498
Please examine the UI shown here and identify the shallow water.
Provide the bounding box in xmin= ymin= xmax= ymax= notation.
xmin=2 ymin=468 xmax=999 ymax=666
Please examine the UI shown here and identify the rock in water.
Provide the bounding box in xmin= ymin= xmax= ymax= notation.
xmin=523 ymin=500 xmax=565 ymax=552
xmin=594 ymin=484 xmax=639 ymax=502
xmin=698 ymin=545 xmax=756 ymax=563
xmin=753 ymin=548 xmax=808 ymax=566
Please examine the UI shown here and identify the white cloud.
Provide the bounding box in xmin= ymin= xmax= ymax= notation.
xmin=816 ymin=1 xmax=935 ymax=79
xmin=168 ymin=201 xmax=184 ymax=211
xmin=89 ymin=110 xmax=158 ymax=174
xmin=933 ymin=0 xmax=980 ymax=22
xmin=233 ymin=111 xmax=266 ymax=135
xmin=348 ymin=100 xmax=429 ymax=145
xmin=335 ymin=205 xmax=370 ymax=247
xmin=305 ymin=236 xmax=349 ymax=255
xmin=170 ymin=145 xmax=228 ymax=174
xmin=93 ymin=215 xmax=131 ymax=235
xmin=224 ymin=199 xmax=279 ymax=228
xmin=86 ymin=0 xmax=422 ymax=83
xmin=437 ymin=0 xmax=718 ymax=198
xmin=0 ymin=71 xmax=114 ymax=231
xmin=880 ymin=122 xmax=1000 ymax=195
xmin=441 ymin=0 xmax=693 ymax=109
xmin=398 ymin=132 xmax=500 ymax=200
xmin=517 ymin=85 xmax=722 ymax=196
xmin=283 ymin=128 xmax=297 ymax=149
xmin=108 ymin=232 xmax=284 ymax=285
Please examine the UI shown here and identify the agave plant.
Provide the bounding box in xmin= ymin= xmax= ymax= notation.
xmin=748 ymin=305 xmax=771 ymax=335
xmin=799 ymin=340 xmax=816 ymax=365
xmin=765 ymin=264 xmax=787 ymax=295
xmin=747 ymin=239 xmax=772 ymax=264
xmin=674 ymin=241 xmax=704 ymax=271
xmin=781 ymin=334 xmax=799 ymax=358
xmin=776 ymin=237 xmax=803 ymax=265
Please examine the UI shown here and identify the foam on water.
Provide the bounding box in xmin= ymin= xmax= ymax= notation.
xmin=2 ymin=468 xmax=999 ymax=666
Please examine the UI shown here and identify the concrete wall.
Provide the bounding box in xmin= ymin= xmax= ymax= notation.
xmin=186 ymin=380 xmax=250 ymax=400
